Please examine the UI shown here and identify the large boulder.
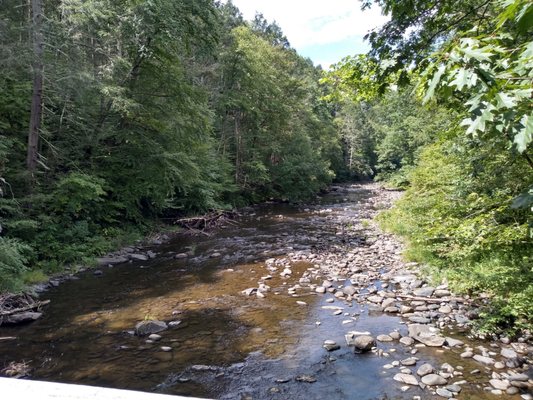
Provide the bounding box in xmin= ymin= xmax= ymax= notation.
xmin=135 ymin=320 xmax=168 ymax=336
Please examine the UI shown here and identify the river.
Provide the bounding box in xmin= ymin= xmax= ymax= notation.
xmin=0 ymin=184 xmax=525 ymax=399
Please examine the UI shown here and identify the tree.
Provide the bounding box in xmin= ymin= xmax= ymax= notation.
xmin=27 ymin=0 xmax=44 ymax=177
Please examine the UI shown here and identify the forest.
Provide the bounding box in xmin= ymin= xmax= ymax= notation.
xmin=0 ymin=0 xmax=531 ymax=334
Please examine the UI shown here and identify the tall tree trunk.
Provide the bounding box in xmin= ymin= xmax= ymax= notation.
xmin=234 ymin=111 xmax=242 ymax=183
xmin=27 ymin=0 xmax=44 ymax=176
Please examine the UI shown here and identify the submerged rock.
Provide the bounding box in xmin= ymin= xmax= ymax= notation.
xmin=135 ymin=320 xmax=168 ymax=336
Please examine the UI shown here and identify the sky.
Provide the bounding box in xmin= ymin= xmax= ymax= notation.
xmin=226 ymin=0 xmax=389 ymax=69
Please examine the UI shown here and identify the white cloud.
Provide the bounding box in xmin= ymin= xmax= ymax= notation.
xmin=226 ymin=0 xmax=388 ymax=50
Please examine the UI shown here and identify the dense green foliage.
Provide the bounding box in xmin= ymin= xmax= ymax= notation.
xmin=329 ymin=0 xmax=532 ymax=333
xmin=1 ymin=0 xmax=531 ymax=334
xmin=0 ymin=0 xmax=338 ymax=290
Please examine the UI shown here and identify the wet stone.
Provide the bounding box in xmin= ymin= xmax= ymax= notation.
xmin=393 ymin=373 xmax=419 ymax=386
xmin=377 ymin=334 xmax=393 ymax=342
xmin=401 ymin=358 xmax=417 ymax=366
xmin=296 ymin=375 xmax=317 ymax=383
xmin=323 ymin=340 xmax=340 ymax=351
xmin=351 ymin=335 xmax=376 ymax=352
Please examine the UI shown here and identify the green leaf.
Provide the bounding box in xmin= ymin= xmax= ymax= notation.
xmin=514 ymin=113 xmax=533 ymax=153
xmin=460 ymin=46 xmax=494 ymax=62
xmin=423 ymin=65 xmax=446 ymax=104
xmin=495 ymin=93 xmax=516 ymax=109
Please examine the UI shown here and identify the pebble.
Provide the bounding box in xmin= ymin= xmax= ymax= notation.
xmin=377 ymin=334 xmax=393 ymax=342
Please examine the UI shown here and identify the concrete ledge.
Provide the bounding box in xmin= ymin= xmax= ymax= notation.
xmin=0 ymin=378 xmax=210 ymax=400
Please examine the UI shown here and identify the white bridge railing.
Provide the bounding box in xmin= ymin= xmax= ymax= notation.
xmin=0 ymin=378 xmax=210 ymax=400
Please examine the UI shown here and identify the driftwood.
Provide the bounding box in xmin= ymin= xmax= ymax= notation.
xmin=395 ymin=294 xmax=470 ymax=304
xmin=0 ymin=300 xmax=50 ymax=316
xmin=0 ymin=293 xmax=50 ymax=326
xmin=176 ymin=210 xmax=238 ymax=232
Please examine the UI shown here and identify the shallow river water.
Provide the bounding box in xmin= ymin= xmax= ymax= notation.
xmin=0 ymin=185 xmax=522 ymax=399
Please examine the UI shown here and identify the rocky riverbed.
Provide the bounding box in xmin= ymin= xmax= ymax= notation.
xmin=0 ymin=183 xmax=531 ymax=399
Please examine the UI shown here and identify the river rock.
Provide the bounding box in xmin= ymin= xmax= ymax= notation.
xmin=473 ymin=354 xmax=495 ymax=366
xmin=242 ymin=288 xmax=257 ymax=296
xmin=367 ymin=295 xmax=383 ymax=304
xmin=400 ymin=337 xmax=415 ymax=346
xmin=460 ymin=351 xmax=473 ymax=358
xmin=413 ymin=287 xmax=435 ymax=297
xmin=135 ymin=320 xmax=168 ymax=336
xmin=434 ymin=289 xmax=451 ymax=297
xmin=393 ymin=373 xmax=419 ymax=386
xmin=296 ymin=375 xmax=316 ymax=383
xmin=377 ymin=334 xmax=393 ymax=342
xmin=343 ymin=286 xmax=357 ymax=296
xmin=508 ymin=373 xmax=529 ymax=382
xmin=501 ymin=348 xmax=518 ymax=359
xmin=490 ymin=379 xmax=510 ymax=390
xmin=421 ymin=374 xmax=447 ymax=386
xmin=445 ymin=337 xmax=464 ymax=347
xmin=351 ymin=335 xmax=376 ymax=352
xmin=408 ymin=324 xmax=446 ymax=346
xmin=438 ymin=305 xmax=452 ymax=314
xmin=315 ymin=286 xmax=326 ymax=294
xmin=160 ymin=346 xmax=172 ymax=352
xmin=96 ymin=256 xmax=128 ymax=266
xmin=446 ymin=384 xmax=462 ymax=393
xmin=381 ymin=298 xmax=396 ymax=309
xmin=148 ymin=334 xmax=162 ymax=341
xmin=417 ymin=363 xmax=434 ymax=376
xmin=5 ymin=312 xmax=42 ymax=324
xmin=174 ymin=253 xmax=188 ymax=259
xmin=401 ymin=358 xmax=417 ymax=366
xmin=384 ymin=306 xmax=399 ymax=313
xmin=389 ymin=331 xmax=401 ymax=340
xmin=400 ymin=305 xmax=413 ymax=314
xmin=408 ymin=316 xmax=431 ymax=324
xmin=130 ymin=253 xmax=149 ymax=261
xmin=323 ymin=340 xmax=340 ymax=351
xmin=436 ymin=388 xmax=453 ymax=398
